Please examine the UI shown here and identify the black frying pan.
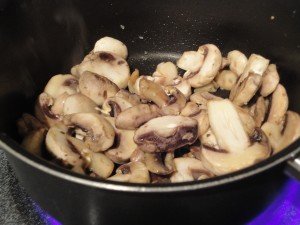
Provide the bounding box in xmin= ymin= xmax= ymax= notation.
xmin=0 ymin=0 xmax=300 ymax=225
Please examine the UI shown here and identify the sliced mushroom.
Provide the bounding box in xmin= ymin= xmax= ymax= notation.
xmin=193 ymin=81 xmax=219 ymax=93
xmin=161 ymin=86 xmax=187 ymax=115
xmin=93 ymin=36 xmax=128 ymax=59
xmin=144 ymin=152 xmax=174 ymax=175
xmin=208 ymin=99 xmax=250 ymax=153
xmin=252 ymin=96 xmax=269 ymax=127
xmin=71 ymin=51 xmax=130 ymax=88
xmin=21 ymin=128 xmax=47 ymax=156
xmin=227 ymin=50 xmax=248 ymax=76
xmin=130 ymin=148 xmax=145 ymax=163
xmin=17 ymin=113 xmax=45 ymax=137
xmin=79 ymin=71 xmax=119 ymax=105
xmin=115 ymin=104 xmax=161 ymax=130
xmin=221 ymin=57 xmax=229 ymax=69
xmin=46 ymin=126 xmax=83 ymax=166
xmin=134 ymin=115 xmax=198 ymax=153
xmin=235 ymin=106 xmax=256 ymax=136
xmin=262 ymin=111 xmax=300 ymax=153
xmin=200 ymin=129 xmax=220 ymax=150
xmin=172 ymin=77 xmax=192 ymax=98
xmin=128 ymin=69 xmax=139 ymax=93
xmin=190 ymin=92 xmax=221 ymax=110
xmin=267 ymin=84 xmax=288 ymax=126
xmin=153 ymin=62 xmax=178 ymax=85
xmin=44 ymin=74 xmax=78 ymax=99
xmin=62 ymin=93 xmax=99 ymax=115
xmin=180 ymin=102 xmax=201 ymax=117
xmin=260 ymin=64 xmax=280 ymax=97
xmin=101 ymin=90 xmax=141 ymax=117
xmin=200 ymin=130 xmax=271 ymax=175
xmin=177 ymin=51 xmax=204 ymax=72
xmin=105 ymin=117 xmax=137 ymax=164
xmin=183 ymin=44 xmax=222 ymax=87
xmin=64 ymin=113 xmax=115 ymax=152
xmin=170 ymin=157 xmax=213 ymax=182
xmin=108 ymin=162 xmax=150 ymax=183
xmin=215 ymin=70 xmax=238 ymax=91
xmin=35 ymin=92 xmax=61 ymax=127
xmin=230 ymin=54 xmax=269 ymax=101
xmin=67 ymin=136 xmax=114 ymax=178
xmin=230 ymin=73 xmax=263 ymax=106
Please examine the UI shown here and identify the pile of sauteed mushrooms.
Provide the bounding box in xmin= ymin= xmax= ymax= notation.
xmin=17 ymin=36 xmax=300 ymax=183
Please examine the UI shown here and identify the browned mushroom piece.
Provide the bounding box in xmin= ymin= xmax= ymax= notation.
xmin=252 ymin=96 xmax=269 ymax=127
xmin=44 ymin=74 xmax=78 ymax=99
xmin=64 ymin=113 xmax=115 ymax=152
xmin=130 ymin=148 xmax=145 ymax=163
xmin=115 ymin=104 xmax=162 ymax=130
xmin=21 ymin=128 xmax=47 ymax=156
xmin=267 ymin=84 xmax=288 ymax=126
xmin=182 ymin=44 xmax=222 ymax=87
xmin=79 ymin=71 xmax=119 ymax=105
xmin=93 ymin=36 xmax=128 ymax=59
xmin=262 ymin=111 xmax=300 ymax=154
xmin=230 ymin=54 xmax=269 ymax=105
xmin=101 ymin=90 xmax=141 ymax=117
xmin=215 ymin=70 xmax=238 ymax=91
xmin=221 ymin=57 xmax=229 ymax=70
xmin=144 ymin=152 xmax=174 ymax=175
xmin=108 ymin=162 xmax=150 ymax=183
xmin=227 ymin=50 xmax=248 ymax=76
xmin=104 ymin=117 xmax=137 ymax=164
xmin=260 ymin=64 xmax=280 ymax=97
xmin=170 ymin=157 xmax=213 ymax=182
xmin=128 ymin=69 xmax=140 ymax=93
xmin=17 ymin=113 xmax=45 ymax=137
xmin=134 ymin=115 xmax=198 ymax=153
xmin=161 ymin=86 xmax=187 ymax=115
xmin=71 ymin=51 xmax=130 ymax=88
xmin=200 ymin=99 xmax=271 ymax=175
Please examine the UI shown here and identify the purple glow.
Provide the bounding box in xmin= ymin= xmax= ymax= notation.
xmin=248 ymin=179 xmax=300 ymax=225
xmin=33 ymin=180 xmax=300 ymax=225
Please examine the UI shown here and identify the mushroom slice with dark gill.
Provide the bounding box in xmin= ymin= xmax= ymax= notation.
xmin=79 ymin=71 xmax=119 ymax=105
xmin=134 ymin=115 xmax=198 ymax=153
xmin=183 ymin=44 xmax=222 ymax=88
xmin=93 ymin=36 xmax=128 ymax=59
xmin=144 ymin=152 xmax=174 ymax=175
xmin=67 ymin=136 xmax=114 ymax=178
xmin=46 ymin=126 xmax=83 ymax=167
xmin=104 ymin=117 xmax=137 ymax=164
xmin=108 ymin=162 xmax=150 ymax=183
xmin=44 ymin=74 xmax=78 ymax=99
xmin=71 ymin=51 xmax=130 ymax=88
xmin=115 ymin=104 xmax=161 ymax=130
xmin=64 ymin=113 xmax=115 ymax=152
xmin=171 ymin=157 xmax=213 ymax=182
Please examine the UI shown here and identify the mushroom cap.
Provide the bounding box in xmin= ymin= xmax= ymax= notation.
xmin=177 ymin=51 xmax=204 ymax=72
xmin=64 ymin=113 xmax=115 ymax=152
xmin=184 ymin=44 xmax=222 ymax=88
xmin=73 ymin=51 xmax=130 ymax=89
xmin=115 ymin=104 xmax=161 ymax=130
xmin=93 ymin=36 xmax=128 ymax=59
xmin=134 ymin=115 xmax=198 ymax=153
xmin=260 ymin=64 xmax=280 ymax=97
xmin=108 ymin=162 xmax=150 ymax=183
xmin=46 ymin=126 xmax=83 ymax=166
xmin=171 ymin=157 xmax=212 ymax=182
xmin=44 ymin=74 xmax=78 ymax=99
xmin=227 ymin=50 xmax=248 ymax=76
xmin=62 ymin=93 xmax=99 ymax=115
xmin=79 ymin=71 xmax=119 ymax=105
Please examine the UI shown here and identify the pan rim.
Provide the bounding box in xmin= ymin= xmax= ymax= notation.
xmin=0 ymin=133 xmax=299 ymax=193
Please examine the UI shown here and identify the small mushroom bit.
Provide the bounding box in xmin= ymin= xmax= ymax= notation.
xmin=17 ymin=36 xmax=300 ymax=183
